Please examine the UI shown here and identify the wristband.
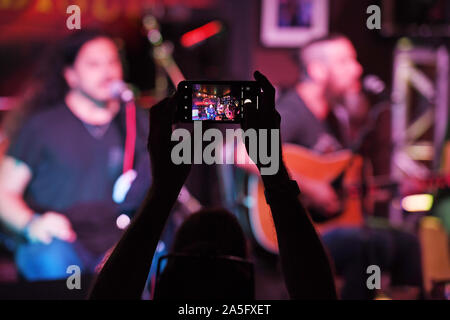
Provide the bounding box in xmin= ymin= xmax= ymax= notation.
xmin=22 ymin=213 xmax=40 ymax=241
xmin=264 ymin=179 xmax=301 ymax=205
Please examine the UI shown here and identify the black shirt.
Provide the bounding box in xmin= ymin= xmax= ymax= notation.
xmin=7 ymin=103 xmax=151 ymax=255
xmin=277 ymin=89 xmax=343 ymax=153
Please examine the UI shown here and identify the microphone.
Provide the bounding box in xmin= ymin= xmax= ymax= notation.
xmin=362 ymin=74 xmax=386 ymax=96
xmin=110 ymin=80 xmax=134 ymax=102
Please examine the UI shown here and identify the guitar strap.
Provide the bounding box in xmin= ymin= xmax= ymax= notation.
xmin=112 ymin=101 xmax=137 ymax=204
xmin=123 ymin=101 xmax=136 ymax=174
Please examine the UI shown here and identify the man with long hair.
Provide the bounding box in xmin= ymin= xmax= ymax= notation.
xmin=0 ymin=30 xmax=151 ymax=281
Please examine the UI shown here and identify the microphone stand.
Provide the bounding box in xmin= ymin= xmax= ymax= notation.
xmin=330 ymin=99 xmax=391 ymax=299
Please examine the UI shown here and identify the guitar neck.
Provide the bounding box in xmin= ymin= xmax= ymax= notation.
xmin=146 ymin=17 xmax=186 ymax=87
xmin=154 ymin=50 xmax=185 ymax=86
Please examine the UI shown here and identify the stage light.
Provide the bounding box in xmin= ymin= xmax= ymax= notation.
xmin=181 ymin=20 xmax=223 ymax=48
xmin=116 ymin=214 xmax=131 ymax=229
xmin=401 ymin=194 xmax=434 ymax=212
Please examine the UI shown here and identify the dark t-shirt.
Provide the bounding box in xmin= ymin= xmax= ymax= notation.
xmin=7 ymin=103 xmax=151 ymax=255
xmin=277 ymin=90 xmax=343 ymax=153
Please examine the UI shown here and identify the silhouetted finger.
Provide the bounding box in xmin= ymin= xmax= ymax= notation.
xmin=169 ymin=90 xmax=181 ymax=122
xmin=254 ymin=71 xmax=275 ymax=97
xmin=242 ymin=100 xmax=257 ymax=131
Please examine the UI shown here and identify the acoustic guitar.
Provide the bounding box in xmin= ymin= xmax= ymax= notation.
xmin=247 ymin=143 xmax=365 ymax=254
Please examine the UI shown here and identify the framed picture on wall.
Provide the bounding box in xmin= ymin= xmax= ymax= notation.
xmin=260 ymin=0 xmax=329 ymax=47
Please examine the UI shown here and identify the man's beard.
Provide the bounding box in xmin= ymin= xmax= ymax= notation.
xmin=323 ymin=81 xmax=344 ymax=107
xmin=76 ymin=87 xmax=110 ymax=108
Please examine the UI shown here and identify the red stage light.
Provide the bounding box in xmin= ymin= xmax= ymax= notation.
xmin=181 ymin=20 xmax=223 ymax=48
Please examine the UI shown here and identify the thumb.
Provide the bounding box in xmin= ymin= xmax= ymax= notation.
xmin=241 ymin=100 xmax=257 ymax=131
xmin=149 ymin=97 xmax=174 ymax=142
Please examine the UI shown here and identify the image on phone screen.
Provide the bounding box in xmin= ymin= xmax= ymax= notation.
xmin=191 ymin=84 xmax=242 ymax=121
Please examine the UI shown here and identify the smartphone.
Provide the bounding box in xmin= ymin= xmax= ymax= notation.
xmin=177 ymin=80 xmax=260 ymax=123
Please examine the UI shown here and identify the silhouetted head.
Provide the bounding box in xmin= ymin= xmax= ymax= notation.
xmin=154 ymin=208 xmax=254 ymax=300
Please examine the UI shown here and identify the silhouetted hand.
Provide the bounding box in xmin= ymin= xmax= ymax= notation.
xmin=241 ymin=71 xmax=287 ymax=179
xmin=241 ymin=71 xmax=280 ymax=135
xmin=148 ymin=94 xmax=191 ymax=190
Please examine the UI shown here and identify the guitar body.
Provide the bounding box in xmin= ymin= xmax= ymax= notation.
xmin=248 ymin=143 xmax=364 ymax=254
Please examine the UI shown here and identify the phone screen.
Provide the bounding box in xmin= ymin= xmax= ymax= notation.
xmin=177 ymin=81 xmax=258 ymax=123
xmin=192 ymin=83 xmax=241 ymax=121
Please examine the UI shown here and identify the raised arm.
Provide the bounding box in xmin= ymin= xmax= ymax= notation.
xmin=243 ymin=71 xmax=337 ymax=299
xmin=89 ymin=96 xmax=191 ymax=299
